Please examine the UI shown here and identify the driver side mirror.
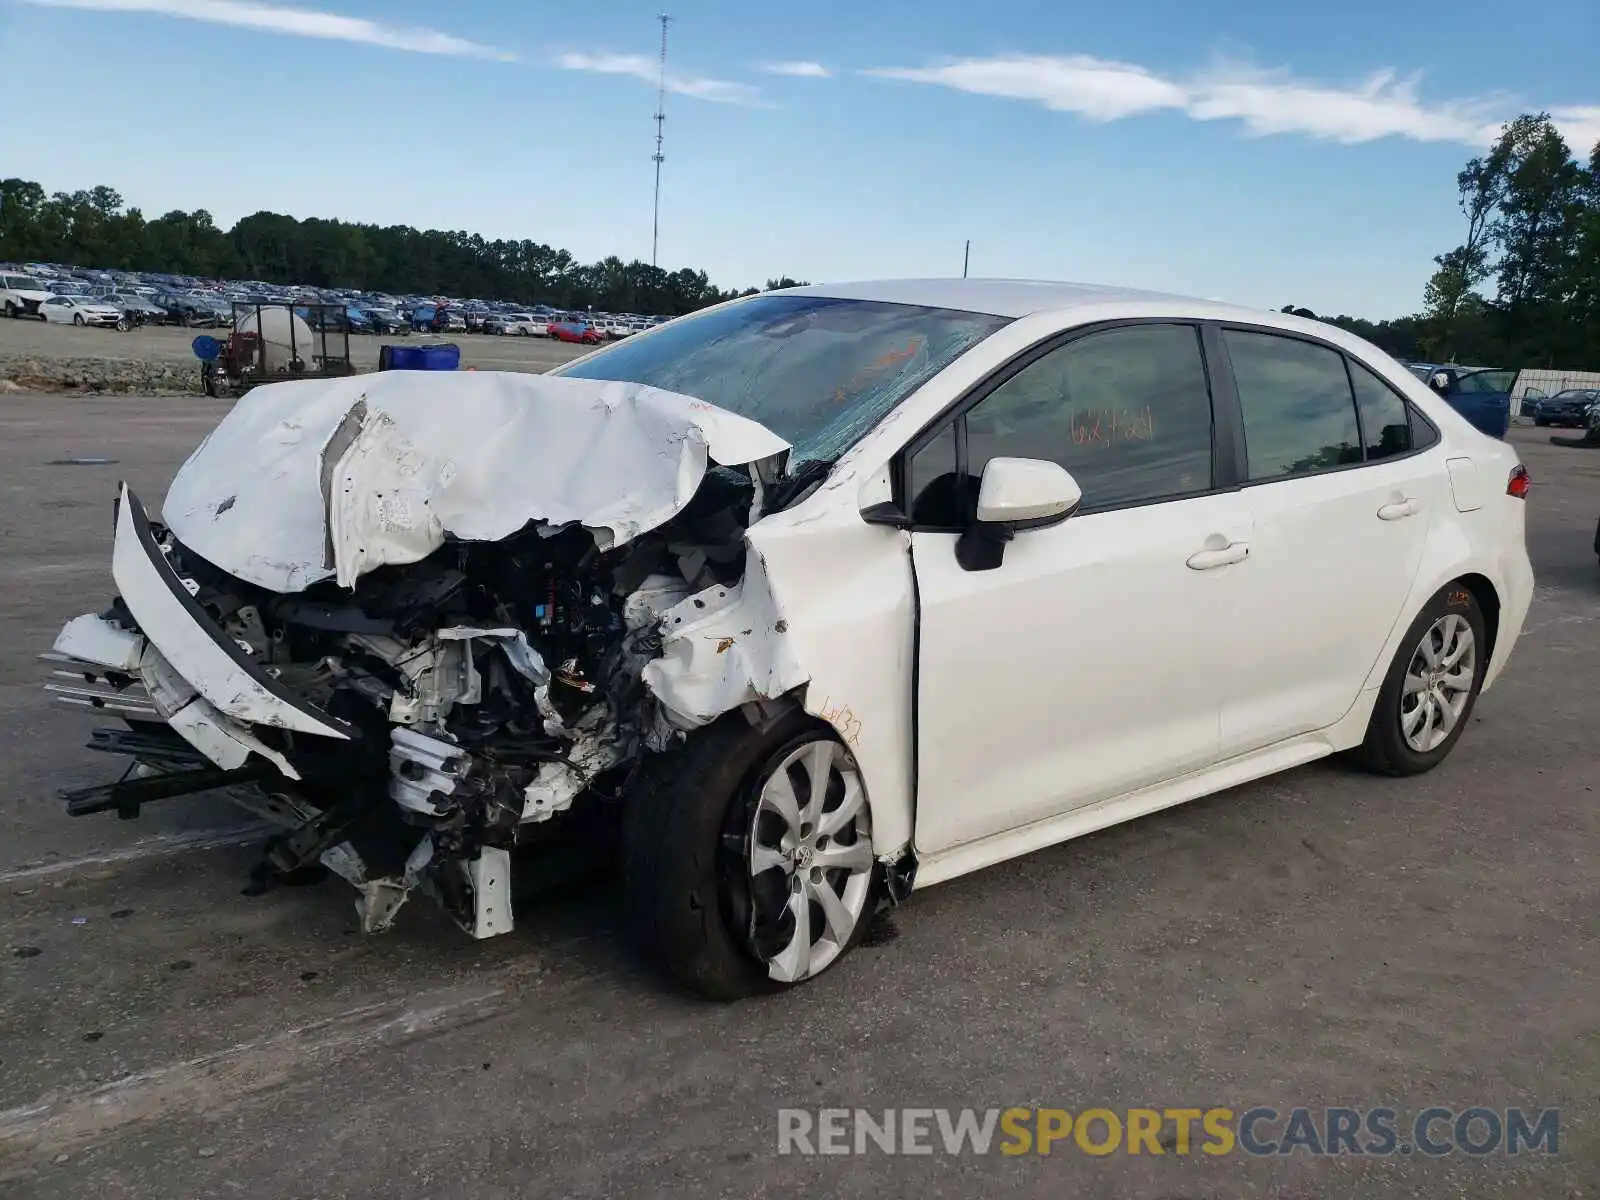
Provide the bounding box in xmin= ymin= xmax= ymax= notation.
xmin=957 ymin=457 xmax=1082 ymax=572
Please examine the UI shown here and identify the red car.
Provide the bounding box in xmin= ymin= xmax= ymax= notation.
xmin=547 ymin=319 xmax=605 ymax=345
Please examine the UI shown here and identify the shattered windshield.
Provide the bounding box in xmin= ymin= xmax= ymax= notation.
xmin=553 ymin=295 xmax=1011 ymax=465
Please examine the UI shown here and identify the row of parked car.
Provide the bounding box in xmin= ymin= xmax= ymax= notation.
xmin=0 ymin=264 xmax=669 ymax=343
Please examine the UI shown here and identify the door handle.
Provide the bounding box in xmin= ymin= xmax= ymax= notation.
xmin=1186 ymin=540 xmax=1249 ymax=570
xmin=1377 ymin=497 xmax=1420 ymax=521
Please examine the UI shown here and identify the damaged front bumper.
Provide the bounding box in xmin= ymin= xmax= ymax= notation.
xmin=44 ymin=486 xmax=524 ymax=938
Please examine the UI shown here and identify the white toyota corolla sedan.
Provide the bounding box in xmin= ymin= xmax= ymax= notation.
xmin=43 ymin=279 xmax=1534 ymax=998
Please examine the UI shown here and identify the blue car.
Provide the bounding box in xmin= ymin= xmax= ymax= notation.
xmin=1408 ymin=363 xmax=1515 ymax=439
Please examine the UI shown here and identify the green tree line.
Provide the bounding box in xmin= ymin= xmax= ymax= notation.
xmin=1289 ymin=113 xmax=1599 ymax=368
xmin=0 ymin=178 xmax=803 ymax=316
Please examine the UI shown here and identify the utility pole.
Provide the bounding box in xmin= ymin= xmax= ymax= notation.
xmin=962 ymin=239 xmax=970 ymax=278
xmin=651 ymin=13 xmax=672 ymax=270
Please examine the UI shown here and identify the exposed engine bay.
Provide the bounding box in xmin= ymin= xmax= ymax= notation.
xmin=44 ymin=372 xmax=825 ymax=938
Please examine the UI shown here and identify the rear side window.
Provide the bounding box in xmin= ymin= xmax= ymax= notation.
xmin=1348 ymin=361 xmax=1412 ymax=460
xmin=1408 ymin=404 xmax=1440 ymax=451
xmin=1225 ymin=330 xmax=1362 ymax=480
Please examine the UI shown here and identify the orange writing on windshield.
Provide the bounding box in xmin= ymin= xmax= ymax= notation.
xmin=1072 ymin=405 xmax=1155 ymax=446
xmin=831 ymin=339 xmax=924 ymax=404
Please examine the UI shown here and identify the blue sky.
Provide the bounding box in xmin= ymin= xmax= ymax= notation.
xmin=1 ymin=0 xmax=1596 ymax=316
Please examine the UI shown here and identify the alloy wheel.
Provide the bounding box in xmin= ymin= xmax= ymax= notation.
xmin=745 ymin=739 xmax=873 ymax=983
xmin=1400 ymin=613 xmax=1475 ymax=753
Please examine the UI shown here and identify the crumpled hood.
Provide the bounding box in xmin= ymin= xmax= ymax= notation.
xmin=162 ymin=370 xmax=791 ymax=593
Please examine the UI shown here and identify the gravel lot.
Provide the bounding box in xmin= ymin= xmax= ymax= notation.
xmin=0 ymin=317 xmax=588 ymax=392
xmin=0 ymin=396 xmax=1596 ymax=1199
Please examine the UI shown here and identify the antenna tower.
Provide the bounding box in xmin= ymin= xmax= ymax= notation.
xmin=651 ymin=13 xmax=672 ymax=270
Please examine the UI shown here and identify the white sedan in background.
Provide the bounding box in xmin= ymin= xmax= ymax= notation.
xmin=42 ymin=279 xmax=1534 ymax=999
xmin=38 ymin=294 xmax=126 ymax=328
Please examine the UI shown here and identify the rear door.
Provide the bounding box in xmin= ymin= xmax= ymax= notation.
xmin=1211 ymin=328 xmax=1442 ymax=756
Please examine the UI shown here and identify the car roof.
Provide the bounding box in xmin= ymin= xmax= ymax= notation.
xmin=777 ymin=277 xmax=1259 ymax=320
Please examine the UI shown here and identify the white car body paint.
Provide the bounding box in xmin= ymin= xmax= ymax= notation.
xmin=162 ymin=371 xmax=791 ymax=593
xmin=1445 ymin=456 xmax=1486 ymax=512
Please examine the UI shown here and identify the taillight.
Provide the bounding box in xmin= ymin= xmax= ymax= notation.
xmin=1507 ymin=465 xmax=1531 ymax=499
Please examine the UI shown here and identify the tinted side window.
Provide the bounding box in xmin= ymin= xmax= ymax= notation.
xmin=906 ymin=424 xmax=964 ymax=527
xmin=1408 ymin=404 xmax=1440 ymax=451
xmin=1348 ymin=361 xmax=1412 ymax=460
xmin=1226 ymin=330 xmax=1361 ymax=480
xmin=958 ymin=323 xmax=1213 ymax=514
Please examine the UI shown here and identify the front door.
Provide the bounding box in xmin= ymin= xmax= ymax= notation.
xmin=903 ymin=322 xmax=1251 ymax=857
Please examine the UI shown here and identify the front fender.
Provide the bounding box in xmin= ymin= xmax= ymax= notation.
xmin=643 ymin=493 xmax=918 ymax=857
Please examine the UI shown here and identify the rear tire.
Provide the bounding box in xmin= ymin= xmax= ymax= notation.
xmin=1349 ymin=583 xmax=1487 ymax=776
xmin=621 ymin=710 xmax=879 ymax=1000
xmin=3 ymin=302 xmax=16 ymax=319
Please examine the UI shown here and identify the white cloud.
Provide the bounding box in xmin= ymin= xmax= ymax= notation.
xmin=1185 ymin=64 xmax=1501 ymax=144
xmin=1550 ymin=106 xmax=1600 ymax=156
xmin=556 ymin=52 xmax=764 ymax=105
xmin=865 ymin=51 xmax=1595 ymax=148
xmin=17 ymin=0 xmax=512 ymax=59
xmin=867 ymin=54 xmax=1186 ymax=120
xmin=760 ymin=60 xmax=831 ymax=79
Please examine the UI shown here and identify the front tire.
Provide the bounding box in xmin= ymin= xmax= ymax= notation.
xmin=621 ymin=710 xmax=878 ymax=999
xmin=1350 ymin=583 xmax=1487 ymax=776
xmin=73 ymin=313 xmax=85 ymax=326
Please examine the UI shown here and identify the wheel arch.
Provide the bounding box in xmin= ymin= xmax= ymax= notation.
xmin=1453 ymin=571 xmax=1502 ymax=668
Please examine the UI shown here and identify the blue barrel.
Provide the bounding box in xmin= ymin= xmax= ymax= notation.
xmin=378 ymin=342 xmax=461 ymax=371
